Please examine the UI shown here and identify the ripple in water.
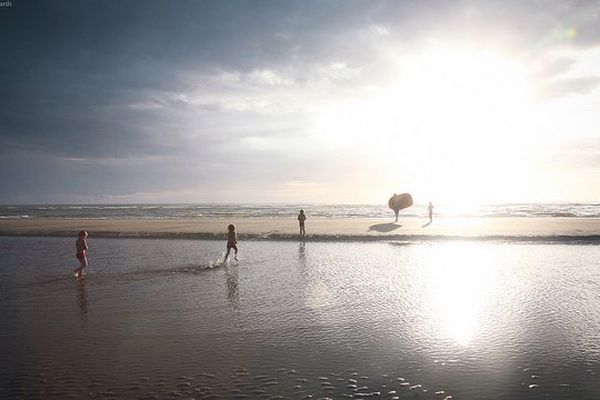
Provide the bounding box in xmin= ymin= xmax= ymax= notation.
xmin=1 ymin=237 xmax=599 ymax=399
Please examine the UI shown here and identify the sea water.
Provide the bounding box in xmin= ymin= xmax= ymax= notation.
xmin=1 ymin=237 xmax=599 ymax=399
xmin=1 ymin=202 xmax=600 ymax=219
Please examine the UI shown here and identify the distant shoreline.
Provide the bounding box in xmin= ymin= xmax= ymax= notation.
xmin=2 ymin=203 xmax=600 ymax=220
xmin=1 ymin=217 xmax=599 ymax=243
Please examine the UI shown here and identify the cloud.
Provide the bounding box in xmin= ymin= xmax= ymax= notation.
xmin=128 ymin=101 xmax=165 ymax=111
xmin=533 ymin=56 xmax=577 ymax=79
xmin=1 ymin=0 xmax=600 ymax=202
xmin=535 ymin=76 xmax=600 ymax=100
xmin=546 ymin=137 xmax=600 ymax=171
xmin=247 ymin=70 xmax=294 ymax=86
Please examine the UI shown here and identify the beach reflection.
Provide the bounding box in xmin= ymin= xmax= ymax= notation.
xmin=224 ymin=265 xmax=239 ymax=308
xmin=4 ymin=237 xmax=600 ymax=399
xmin=422 ymin=242 xmax=499 ymax=345
xmin=298 ymin=240 xmax=306 ymax=266
xmin=76 ymin=277 xmax=89 ymax=321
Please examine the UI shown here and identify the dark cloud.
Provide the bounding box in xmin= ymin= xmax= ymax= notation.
xmin=1 ymin=0 xmax=600 ymax=202
xmin=1 ymin=1 xmax=371 ymax=156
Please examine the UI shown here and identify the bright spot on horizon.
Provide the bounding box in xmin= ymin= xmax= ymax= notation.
xmin=315 ymin=47 xmax=535 ymax=206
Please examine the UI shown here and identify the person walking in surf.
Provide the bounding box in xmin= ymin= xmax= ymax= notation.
xmin=73 ymin=230 xmax=89 ymax=278
xmin=225 ymin=224 xmax=239 ymax=261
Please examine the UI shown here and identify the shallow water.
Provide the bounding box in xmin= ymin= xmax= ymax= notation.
xmin=1 ymin=237 xmax=599 ymax=399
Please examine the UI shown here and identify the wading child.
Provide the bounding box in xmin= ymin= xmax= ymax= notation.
xmin=297 ymin=209 xmax=306 ymax=236
xmin=225 ymin=224 xmax=238 ymax=261
xmin=74 ymin=230 xmax=88 ymax=278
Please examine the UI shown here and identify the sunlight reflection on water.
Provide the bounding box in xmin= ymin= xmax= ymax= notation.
xmin=0 ymin=237 xmax=599 ymax=399
xmin=421 ymin=242 xmax=500 ymax=345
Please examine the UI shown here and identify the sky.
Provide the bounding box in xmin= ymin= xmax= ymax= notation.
xmin=1 ymin=0 xmax=599 ymax=205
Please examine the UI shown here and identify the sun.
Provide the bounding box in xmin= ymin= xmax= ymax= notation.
xmin=394 ymin=48 xmax=535 ymax=205
xmin=314 ymin=46 xmax=535 ymax=205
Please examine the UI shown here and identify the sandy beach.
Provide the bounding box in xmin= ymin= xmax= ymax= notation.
xmin=1 ymin=217 xmax=599 ymax=241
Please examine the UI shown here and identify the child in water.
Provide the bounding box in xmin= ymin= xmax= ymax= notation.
xmin=74 ymin=230 xmax=88 ymax=278
xmin=225 ymin=224 xmax=238 ymax=261
xmin=297 ymin=209 xmax=306 ymax=236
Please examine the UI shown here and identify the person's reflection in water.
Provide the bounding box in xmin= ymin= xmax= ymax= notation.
xmin=298 ymin=240 xmax=306 ymax=265
xmin=297 ymin=240 xmax=310 ymax=284
xmin=76 ymin=277 xmax=89 ymax=322
xmin=224 ymin=265 xmax=239 ymax=309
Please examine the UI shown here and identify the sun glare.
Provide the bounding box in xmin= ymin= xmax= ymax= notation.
xmin=315 ymin=47 xmax=535 ymax=205
xmin=422 ymin=242 xmax=500 ymax=345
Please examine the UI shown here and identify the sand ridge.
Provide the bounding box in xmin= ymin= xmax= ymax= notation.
xmin=1 ymin=217 xmax=599 ymax=242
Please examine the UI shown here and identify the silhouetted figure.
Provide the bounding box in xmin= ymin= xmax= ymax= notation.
xmin=427 ymin=201 xmax=434 ymax=224
xmin=298 ymin=209 xmax=306 ymax=236
xmin=225 ymin=224 xmax=238 ymax=261
xmin=391 ymin=194 xmax=400 ymax=222
xmin=73 ymin=230 xmax=88 ymax=278
xmin=388 ymin=193 xmax=414 ymax=222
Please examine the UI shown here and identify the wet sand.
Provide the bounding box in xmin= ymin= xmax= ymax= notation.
xmin=2 ymin=237 xmax=600 ymax=399
xmin=0 ymin=217 xmax=599 ymax=241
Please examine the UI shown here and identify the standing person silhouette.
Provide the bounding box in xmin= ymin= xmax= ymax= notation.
xmin=388 ymin=193 xmax=413 ymax=222
xmin=426 ymin=201 xmax=434 ymax=224
xmin=390 ymin=193 xmax=400 ymax=222
xmin=297 ymin=209 xmax=306 ymax=236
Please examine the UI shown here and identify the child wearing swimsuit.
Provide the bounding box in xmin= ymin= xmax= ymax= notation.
xmin=74 ymin=230 xmax=88 ymax=278
xmin=225 ymin=224 xmax=238 ymax=261
xmin=297 ymin=209 xmax=306 ymax=236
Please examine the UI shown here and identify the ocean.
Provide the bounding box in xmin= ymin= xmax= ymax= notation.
xmin=1 ymin=236 xmax=599 ymax=399
xmin=1 ymin=203 xmax=599 ymax=220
